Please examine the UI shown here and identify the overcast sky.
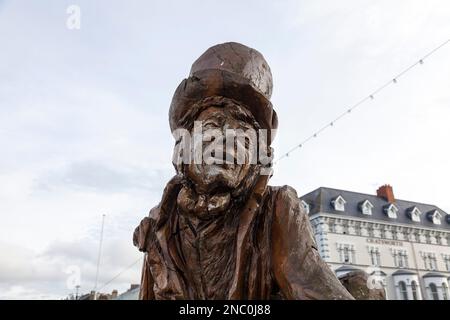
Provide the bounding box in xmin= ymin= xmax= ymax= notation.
xmin=1 ymin=0 xmax=449 ymax=299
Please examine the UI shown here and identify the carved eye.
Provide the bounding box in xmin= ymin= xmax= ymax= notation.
xmin=203 ymin=119 xmax=221 ymax=129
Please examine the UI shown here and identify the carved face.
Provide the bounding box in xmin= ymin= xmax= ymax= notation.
xmin=183 ymin=106 xmax=258 ymax=195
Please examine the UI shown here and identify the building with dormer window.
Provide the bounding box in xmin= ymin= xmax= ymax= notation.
xmin=301 ymin=184 xmax=450 ymax=300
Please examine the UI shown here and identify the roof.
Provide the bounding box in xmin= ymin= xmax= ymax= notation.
xmin=392 ymin=270 xmax=417 ymax=276
xmin=422 ymin=272 xmax=448 ymax=279
xmin=113 ymin=287 xmax=140 ymax=300
xmin=301 ymin=187 xmax=450 ymax=231
xmin=335 ymin=265 xmax=362 ymax=273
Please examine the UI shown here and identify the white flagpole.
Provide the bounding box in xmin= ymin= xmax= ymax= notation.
xmin=93 ymin=214 xmax=106 ymax=300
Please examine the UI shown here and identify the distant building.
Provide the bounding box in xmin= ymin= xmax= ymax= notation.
xmin=113 ymin=284 xmax=140 ymax=300
xmin=302 ymin=185 xmax=450 ymax=300
xmin=78 ymin=289 xmax=118 ymax=300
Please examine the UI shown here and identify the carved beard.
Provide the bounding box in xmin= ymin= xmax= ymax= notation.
xmin=177 ymin=164 xmax=260 ymax=221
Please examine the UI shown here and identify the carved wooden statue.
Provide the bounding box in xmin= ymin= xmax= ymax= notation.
xmin=133 ymin=42 xmax=358 ymax=299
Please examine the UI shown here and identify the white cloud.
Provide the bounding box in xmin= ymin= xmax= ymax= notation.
xmin=0 ymin=233 xmax=142 ymax=299
xmin=0 ymin=285 xmax=61 ymax=300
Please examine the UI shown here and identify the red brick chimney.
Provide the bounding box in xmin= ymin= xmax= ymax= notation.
xmin=377 ymin=185 xmax=395 ymax=203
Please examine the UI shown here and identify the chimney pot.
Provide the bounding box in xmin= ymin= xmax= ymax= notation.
xmin=130 ymin=284 xmax=140 ymax=291
xmin=377 ymin=184 xmax=395 ymax=203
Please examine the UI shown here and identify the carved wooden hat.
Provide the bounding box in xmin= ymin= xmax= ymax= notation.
xmin=169 ymin=42 xmax=278 ymax=143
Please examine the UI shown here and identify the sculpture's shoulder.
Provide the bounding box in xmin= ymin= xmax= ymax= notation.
xmin=133 ymin=175 xmax=183 ymax=252
xmin=267 ymin=184 xmax=314 ymax=246
xmin=133 ymin=209 xmax=158 ymax=253
xmin=267 ymin=184 xmax=306 ymax=216
xmin=268 ymin=184 xmax=300 ymax=202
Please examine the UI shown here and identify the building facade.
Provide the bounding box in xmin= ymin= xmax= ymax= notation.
xmin=301 ymin=185 xmax=450 ymax=300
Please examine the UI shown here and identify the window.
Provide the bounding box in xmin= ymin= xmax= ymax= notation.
xmin=398 ymin=255 xmax=404 ymax=268
xmin=433 ymin=213 xmax=441 ymax=225
xmin=360 ymin=200 xmax=374 ymax=215
xmin=411 ymin=281 xmax=418 ymax=300
xmin=443 ymin=283 xmax=449 ymax=300
xmin=429 ymin=283 xmax=439 ymax=300
xmin=429 ymin=257 xmax=437 ymax=270
xmin=399 ymin=281 xmax=408 ymax=300
xmin=422 ymin=252 xmax=437 ymax=270
xmin=337 ymin=244 xmax=355 ymax=264
xmin=369 ymin=247 xmax=381 ymax=266
xmin=398 ymin=253 xmax=408 ymax=268
xmin=408 ymin=207 xmax=421 ymax=222
xmin=301 ymin=200 xmax=310 ymax=214
xmin=370 ymin=251 xmax=376 ymax=265
xmin=392 ymin=249 xmax=408 ymax=268
xmin=443 ymin=255 xmax=450 ymax=272
xmin=332 ymin=196 xmax=346 ymax=212
xmin=343 ymin=247 xmax=350 ymax=263
xmin=427 ymin=210 xmax=442 ymax=225
xmin=376 ymin=252 xmax=381 ymax=266
xmin=384 ymin=204 xmax=399 ymax=219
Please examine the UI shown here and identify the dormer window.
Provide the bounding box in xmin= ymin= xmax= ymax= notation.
xmin=407 ymin=207 xmax=421 ymax=222
xmin=427 ymin=210 xmax=442 ymax=225
xmin=331 ymin=195 xmax=346 ymax=212
xmin=359 ymin=200 xmax=374 ymax=215
xmin=301 ymin=200 xmax=310 ymax=214
xmin=383 ymin=204 xmax=398 ymax=219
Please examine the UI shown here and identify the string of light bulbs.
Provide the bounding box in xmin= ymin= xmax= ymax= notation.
xmin=273 ymin=38 xmax=450 ymax=165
